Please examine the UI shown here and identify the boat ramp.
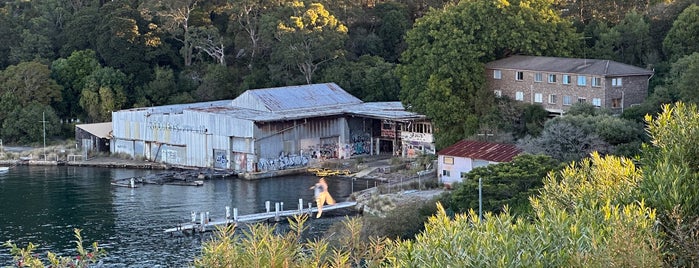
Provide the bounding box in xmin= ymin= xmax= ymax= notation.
xmin=164 ymin=200 xmax=357 ymax=235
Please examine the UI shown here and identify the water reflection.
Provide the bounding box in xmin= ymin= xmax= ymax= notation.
xmin=0 ymin=166 xmax=366 ymax=267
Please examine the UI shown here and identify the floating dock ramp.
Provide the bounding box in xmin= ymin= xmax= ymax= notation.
xmin=164 ymin=201 xmax=357 ymax=234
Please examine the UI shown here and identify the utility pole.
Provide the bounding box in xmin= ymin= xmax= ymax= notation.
xmin=478 ymin=177 xmax=482 ymax=221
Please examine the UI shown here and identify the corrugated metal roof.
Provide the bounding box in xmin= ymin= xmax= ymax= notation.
xmin=76 ymin=122 xmax=112 ymax=138
xmin=438 ymin=140 xmax=522 ymax=162
xmin=117 ymin=100 xmax=233 ymax=115
xmin=485 ymin=55 xmax=654 ymax=76
xmin=233 ymin=83 xmax=363 ymax=112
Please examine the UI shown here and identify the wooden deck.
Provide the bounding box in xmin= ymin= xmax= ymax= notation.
xmin=164 ymin=201 xmax=357 ymax=234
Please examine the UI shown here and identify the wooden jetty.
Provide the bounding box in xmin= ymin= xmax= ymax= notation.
xmin=164 ymin=200 xmax=357 ymax=235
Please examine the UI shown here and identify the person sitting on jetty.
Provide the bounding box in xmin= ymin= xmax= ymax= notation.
xmin=310 ymin=177 xmax=335 ymax=218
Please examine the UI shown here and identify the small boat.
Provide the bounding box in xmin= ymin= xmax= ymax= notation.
xmin=0 ymin=167 xmax=9 ymax=173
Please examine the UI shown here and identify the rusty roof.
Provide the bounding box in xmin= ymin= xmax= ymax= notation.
xmin=485 ymin=55 xmax=654 ymax=76
xmin=438 ymin=140 xmax=522 ymax=162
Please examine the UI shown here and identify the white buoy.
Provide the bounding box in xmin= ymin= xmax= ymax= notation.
xmin=265 ymin=201 xmax=271 ymax=213
xmin=191 ymin=211 xmax=197 ymax=223
xmin=280 ymin=202 xmax=284 ymax=211
xmin=130 ymin=178 xmax=135 ymax=188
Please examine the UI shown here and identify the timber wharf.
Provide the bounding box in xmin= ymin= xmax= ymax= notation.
xmin=164 ymin=200 xmax=357 ymax=235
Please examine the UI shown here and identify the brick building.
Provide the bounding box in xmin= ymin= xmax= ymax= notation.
xmin=485 ymin=56 xmax=654 ymax=114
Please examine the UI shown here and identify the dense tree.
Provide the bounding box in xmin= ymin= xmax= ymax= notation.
xmin=397 ymin=0 xmax=579 ymax=149
xmin=194 ymin=64 xmax=241 ymax=101
xmin=668 ymin=53 xmax=699 ymax=104
xmin=449 ymin=154 xmax=561 ymax=217
xmin=79 ymin=67 xmax=128 ymax=122
xmin=274 ymin=1 xmax=348 ymax=84
xmin=662 ymin=4 xmax=699 ymax=62
xmin=51 ymin=50 xmax=101 ymax=120
xmin=590 ymin=11 xmax=652 ymax=67
xmin=319 ymin=55 xmax=400 ymax=101
xmin=0 ymin=61 xmax=62 ymax=107
xmin=0 ymin=103 xmax=61 ymax=144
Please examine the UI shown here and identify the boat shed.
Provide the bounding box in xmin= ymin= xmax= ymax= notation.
xmin=76 ymin=122 xmax=112 ymax=152
xmin=111 ymin=83 xmax=434 ymax=173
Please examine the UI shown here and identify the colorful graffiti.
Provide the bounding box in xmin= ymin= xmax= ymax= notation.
xmin=350 ymin=133 xmax=371 ymax=156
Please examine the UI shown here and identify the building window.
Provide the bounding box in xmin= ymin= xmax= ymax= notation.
xmin=592 ymin=98 xmax=601 ymax=107
xmin=494 ymin=69 xmax=502 ymax=79
xmin=515 ymin=91 xmax=524 ymax=101
xmin=535 ymin=72 xmax=543 ymax=82
xmin=612 ymin=98 xmax=622 ymax=108
xmin=443 ymin=156 xmax=454 ymax=165
xmin=460 ymin=172 xmax=468 ymax=179
xmin=577 ymin=75 xmax=587 ymax=86
xmin=578 ymin=97 xmax=586 ymax=103
xmin=563 ymin=96 xmax=572 ymax=106
xmin=549 ymin=94 xmax=557 ymax=104
xmin=516 ymin=71 xmax=524 ymax=81
xmin=592 ymin=77 xmax=601 ymax=87
xmin=548 ymin=74 xmax=557 ymax=83
xmin=612 ymin=78 xmax=622 ymax=87
xmin=534 ymin=93 xmax=543 ymax=103
xmin=493 ymin=90 xmax=502 ymax=97
xmin=442 ymin=170 xmax=451 ymax=176
xmin=563 ymin=74 xmax=571 ymax=84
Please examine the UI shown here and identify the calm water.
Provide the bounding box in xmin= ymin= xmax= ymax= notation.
xmin=0 ymin=166 xmax=366 ymax=267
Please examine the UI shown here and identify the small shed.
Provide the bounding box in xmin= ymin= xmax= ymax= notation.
xmin=437 ymin=140 xmax=522 ymax=185
xmin=75 ymin=122 xmax=112 ymax=152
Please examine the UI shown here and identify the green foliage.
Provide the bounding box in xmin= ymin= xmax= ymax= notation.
xmin=388 ymin=152 xmax=662 ymax=267
xmin=0 ymin=61 xmax=63 ymax=107
xmin=274 ymin=2 xmax=348 ymax=84
xmin=663 ymin=4 xmax=699 ymax=62
xmin=192 ymin=214 xmax=394 ymax=267
xmin=363 ymin=198 xmax=439 ymax=240
xmin=1 ymin=103 xmax=60 ymax=144
xmin=450 ymin=154 xmax=561 ymax=217
xmin=4 ymin=228 xmax=106 ymax=268
xmin=79 ymin=67 xmax=128 ymax=122
xmin=519 ymin=114 xmax=644 ymax=162
xmin=397 ymin=0 xmax=579 ymax=148
xmin=589 ymin=11 xmax=652 ymax=67
xmin=668 ymin=52 xmax=699 ymax=104
xmin=637 ymin=102 xmax=699 ymax=265
xmin=319 ymin=55 xmax=400 ymax=101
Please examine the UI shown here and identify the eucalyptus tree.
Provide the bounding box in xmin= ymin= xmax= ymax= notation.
xmin=274 ymin=1 xmax=348 ymax=84
xmin=397 ymin=0 xmax=579 ymax=148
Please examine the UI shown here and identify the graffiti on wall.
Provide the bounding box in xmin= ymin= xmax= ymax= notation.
xmin=161 ymin=149 xmax=182 ymax=164
xmin=257 ymin=152 xmax=309 ymax=171
xmin=214 ymin=149 xmax=228 ymax=169
xmin=306 ymin=141 xmax=338 ymax=159
xmin=350 ymin=133 xmax=371 ymax=155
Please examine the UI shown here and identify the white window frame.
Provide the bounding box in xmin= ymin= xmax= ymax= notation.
xmin=443 ymin=156 xmax=454 ymax=165
xmin=577 ymin=75 xmax=587 ymax=86
xmin=548 ymin=74 xmax=557 ymax=83
xmin=563 ymin=74 xmax=571 ymax=85
xmin=516 ymin=71 xmax=524 ymax=81
xmin=494 ymin=69 xmax=502 ymax=79
xmin=534 ymin=93 xmax=543 ymax=103
xmin=592 ymin=77 xmax=601 ymax=87
xmin=592 ymin=98 xmax=601 ymax=107
xmin=534 ymin=72 xmax=542 ymax=82
xmin=515 ymin=91 xmax=524 ymax=101
xmin=549 ymin=94 xmax=557 ymax=104
xmin=578 ymin=97 xmax=586 ymax=103
xmin=493 ymin=90 xmax=502 ymax=97
xmin=612 ymin=78 xmax=622 ymax=87
xmin=563 ymin=96 xmax=572 ymax=106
